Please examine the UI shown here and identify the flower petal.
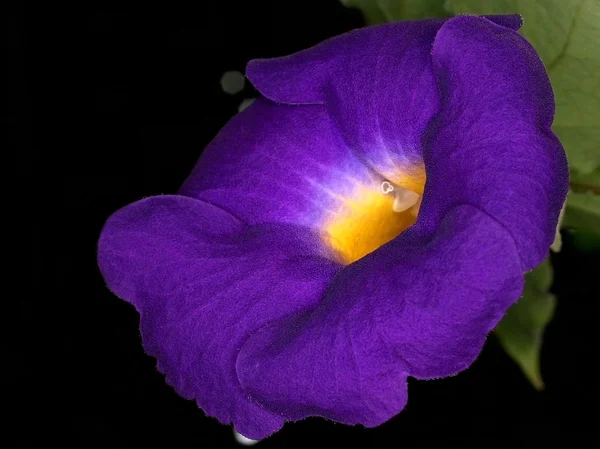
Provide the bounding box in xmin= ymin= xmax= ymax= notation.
xmin=97 ymin=195 xmax=341 ymax=439
xmin=179 ymin=98 xmax=391 ymax=231
xmin=246 ymin=16 xmax=523 ymax=180
xmin=246 ymin=16 xmax=522 ymax=105
xmin=236 ymin=205 xmax=524 ymax=427
xmin=421 ymin=15 xmax=569 ymax=271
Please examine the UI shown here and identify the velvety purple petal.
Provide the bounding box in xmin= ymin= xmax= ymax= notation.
xmin=420 ymin=16 xmax=569 ymax=271
xmin=246 ymin=16 xmax=523 ymax=181
xmin=237 ymin=205 xmax=524 ymax=427
xmin=246 ymin=16 xmax=522 ymax=105
xmin=97 ymin=195 xmax=341 ymax=439
xmin=179 ymin=98 xmax=400 ymax=230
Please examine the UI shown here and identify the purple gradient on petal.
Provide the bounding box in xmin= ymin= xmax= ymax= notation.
xmin=179 ymin=99 xmax=396 ymax=229
xmin=246 ymin=15 xmax=523 ymax=176
xmin=98 ymin=195 xmax=341 ymax=439
xmin=97 ymin=14 xmax=569 ymax=440
xmin=237 ymin=205 xmax=523 ymax=426
xmin=245 ymin=15 xmax=522 ymax=106
xmin=420 ymin=15 xmax=568 ymax=270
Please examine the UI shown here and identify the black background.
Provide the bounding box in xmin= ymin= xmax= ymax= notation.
xmin=18 ymin=1 xmax=599 ymax=447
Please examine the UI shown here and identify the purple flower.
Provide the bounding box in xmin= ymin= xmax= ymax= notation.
xmin=97 ymin=15 xmax=568 ymax=439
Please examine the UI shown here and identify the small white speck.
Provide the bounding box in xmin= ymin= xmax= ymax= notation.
xmin=220 ymin=70 xmax=246 ymax=95
xmin=380 ymin=181 xmax=394 ymax=194
xmin=233 ymin=430 xmax=259 ymax=446
xmin=238 ymin=97 xmax=256 ymax=112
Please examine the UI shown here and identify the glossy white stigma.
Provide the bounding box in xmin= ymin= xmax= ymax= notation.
xmin=380 ymin=180 xmax=420 ymax=213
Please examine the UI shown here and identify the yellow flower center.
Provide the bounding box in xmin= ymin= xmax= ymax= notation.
xmin=325 ymin=166 xmax=426 ymax=264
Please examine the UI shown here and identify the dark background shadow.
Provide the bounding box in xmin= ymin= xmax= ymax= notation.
xmin=18 ymin=1 xmax=599 ymax=447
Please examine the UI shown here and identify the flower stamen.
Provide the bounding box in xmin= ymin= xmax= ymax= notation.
xmin=380 ymin=180 xmax=421 ymax=213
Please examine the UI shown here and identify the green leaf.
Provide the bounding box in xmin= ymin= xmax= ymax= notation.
xmin=568 ymin=228 xmax=600 ymax=250
xmin=381 ymin=0 xmax=450 ymax=20
xmin=340 ymin=0 xmax=449 ymax=24
xmin=565 ymin=168 xmax=600 ymax=250
xmin=564 ymin=190 xmax=600 ymax=229
xmin=445 ymin=0 xmax=600 ymax=175
xmin=550 ymin=199 xmax=567 ymax=253
xmin=571 ymin=167 xmax=600 ymax=192
xmin=494 ymin=259 xmax=556 ymax=390
xmin=562 ymin=190 xmax=600 ymax=249
xmin=339 ymin=0 xmax=387 ymax=24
